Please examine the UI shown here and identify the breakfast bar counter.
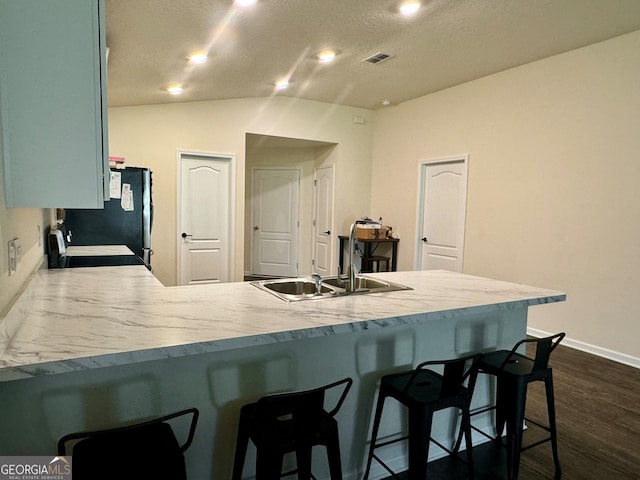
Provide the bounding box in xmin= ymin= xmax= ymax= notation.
xmin=0 ymin=266 xmax=565 ymax=478
xmin=0 ymin=266 xmax=564 ymax=381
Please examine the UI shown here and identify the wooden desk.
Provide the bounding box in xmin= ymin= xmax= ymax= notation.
xmin=339 ymin=236 xmax=399 ymax=272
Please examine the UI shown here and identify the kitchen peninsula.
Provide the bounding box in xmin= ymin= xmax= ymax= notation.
xmin=0 ymin=266 xmax=564 ymax=479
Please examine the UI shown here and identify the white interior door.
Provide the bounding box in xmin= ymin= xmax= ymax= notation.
xmin=313 ymin=165 xmax=334 ymax=276
xmin=179 ymin=154 xmax=232 ymax=285
xmin=252 ymin=168 xmax=300 ymax=277
xmin=417 ymin=157 xmax=468 ymax=272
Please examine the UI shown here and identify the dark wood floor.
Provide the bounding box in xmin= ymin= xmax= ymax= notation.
xmin=384 ymin=344 xmax=640 ymax=479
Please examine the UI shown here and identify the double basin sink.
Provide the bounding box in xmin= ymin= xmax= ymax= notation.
xmin=251 ymin=275 xmax=412 ymax=302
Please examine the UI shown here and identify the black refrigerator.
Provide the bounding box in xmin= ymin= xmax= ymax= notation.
xmin=62 ymin=167 xmax=153 ymax=267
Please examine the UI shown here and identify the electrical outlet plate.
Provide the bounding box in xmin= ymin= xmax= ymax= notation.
xmin=8 ymin=239 xmax=17 ymax=276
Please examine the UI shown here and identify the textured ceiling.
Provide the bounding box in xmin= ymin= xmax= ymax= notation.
xmin=106 ymin=0 xmax=640 ymax=110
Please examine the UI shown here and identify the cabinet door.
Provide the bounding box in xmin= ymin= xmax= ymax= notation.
xmin=0 ymin=0 xmax=109 ymax=208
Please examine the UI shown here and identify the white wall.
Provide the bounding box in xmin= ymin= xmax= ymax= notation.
xmin=0 ymin=201 xmax=49 ymax=318
xmin=370 ymin=31 xmax=640 ymax=362
xmin=0 ymin=116 xmax=51 ymax=318
xmin=108 ymin=97 xmax=373 ymax=286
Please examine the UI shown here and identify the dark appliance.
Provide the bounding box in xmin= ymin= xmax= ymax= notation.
xmin=59 ymin=167 xmax=152 ymax=268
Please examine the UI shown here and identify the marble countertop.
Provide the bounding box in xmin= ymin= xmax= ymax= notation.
xmin=0 ymin=267 xmax=565 ymax=381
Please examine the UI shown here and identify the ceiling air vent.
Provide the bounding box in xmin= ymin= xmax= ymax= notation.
xmin=363 ymin=52 xmax=391 ymax=64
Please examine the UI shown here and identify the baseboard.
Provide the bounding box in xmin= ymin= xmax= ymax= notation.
xmin=527 ymin=327 xmax=640 ymax=369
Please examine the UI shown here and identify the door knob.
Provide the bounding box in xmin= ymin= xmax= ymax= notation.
xmin=323 ymin=230 xmax=331 ymax=235
xmin=253 ymin=226 xmax=259 ymax=231
xmin=181 ymin=232 xmax=192 ymax=238
xmin=422 ymin=237 xmax=428 ymax=243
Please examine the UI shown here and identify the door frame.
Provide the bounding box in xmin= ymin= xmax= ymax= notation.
xmin=249 ymin=166 xmax=302 ymax=277
xmin=176 ymin=149 xmax=237 ymax=285
xmin=414 ymin=154 xmax=469 ymax=271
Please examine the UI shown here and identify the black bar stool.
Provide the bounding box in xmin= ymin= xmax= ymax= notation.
xmin=232 ymin=377 xmax=352 ymax=480
xmin=457 ymin=332 xmax=565 ymax=480
xmin=363 ymin=355 xmax=479 ymax=480
xmin=58 ymin=407 xmax=199 ymax=480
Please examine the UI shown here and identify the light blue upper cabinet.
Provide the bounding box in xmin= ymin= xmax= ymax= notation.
xmin=0 ymin=0 xmax=109 ymax=208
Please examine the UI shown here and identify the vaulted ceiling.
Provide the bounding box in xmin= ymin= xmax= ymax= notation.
xmin=106 ymin=0 xmax=640 ymax=109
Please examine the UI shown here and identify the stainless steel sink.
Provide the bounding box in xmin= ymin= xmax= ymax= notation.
xmin=251 ymin=275 xmax=411 ymax=302
xmin=323 ymin=276 xmax=390 ymax=291
xmin=263 ymin=280 xmax=334 ymax=296
xmin=251 ymin=278 xmax=338 ymax=302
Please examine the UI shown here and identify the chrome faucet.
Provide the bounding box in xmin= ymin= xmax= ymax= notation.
xmin=336 ymin=222 xmax=358 ymax=293
xmin=347 ymin=222 xmax=357 ymax=292
xmin=311 ymin=273 xmax=323 ymax=295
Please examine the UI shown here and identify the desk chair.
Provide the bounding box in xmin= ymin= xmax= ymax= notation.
xmin=367 ymin=256 xmax=390 ymax=272
xmin=363 ymin=355 xmax=479 ymax=480
xmin=58 ymin=407 xmax=199 ymax=480
xmin=232 ymin=377 xmax=352 ymax=480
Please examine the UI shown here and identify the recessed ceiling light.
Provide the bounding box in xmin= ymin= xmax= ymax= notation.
xmin=317 ymin=50 xmax=336 ymax=64
xmin=167 ymin=84 xmax=184 ymax=95
xmin=399 ymin=1 xmax=421 ymax=16
xmin=234 ymin=0 xmax=257 ymax=7
xmin=188 ymin=51 xmax=208 ymax=65
xmin=274 ymin=79 xmax=289 ymax=91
